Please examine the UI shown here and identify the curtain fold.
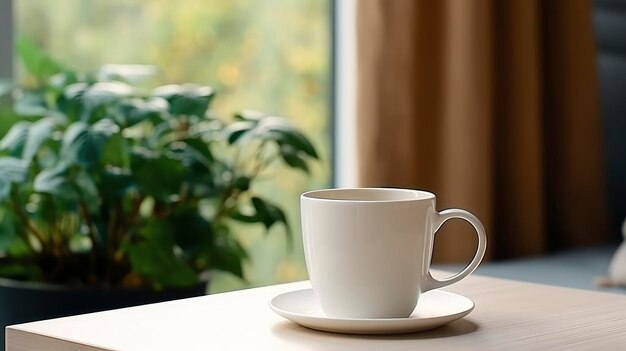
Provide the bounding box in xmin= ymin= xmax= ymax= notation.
xmin=357 ymin=0 xmax=609 ymax=262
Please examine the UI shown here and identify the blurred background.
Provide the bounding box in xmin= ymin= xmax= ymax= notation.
xmin=1 ymin=0 xmax=626 ymax=293
xmin=4 ymin=0 xmax=332 ymax=293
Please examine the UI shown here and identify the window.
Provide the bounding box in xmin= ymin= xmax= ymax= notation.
xmin=14 ymin=0 xmax=332 ymax=292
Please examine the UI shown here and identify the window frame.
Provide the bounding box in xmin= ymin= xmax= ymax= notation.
xmin=333 ymin=0 xmax=357 ymax=187
xmin=0 ymin=0 xmax=13 ymax=80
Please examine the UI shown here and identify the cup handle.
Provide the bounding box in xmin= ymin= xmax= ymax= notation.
xmin=421 ymin=208 xmax=487 ymax=292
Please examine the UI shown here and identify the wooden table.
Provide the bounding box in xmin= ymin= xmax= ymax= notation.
xmin=7 ymin=273 xmax=626 ymax=350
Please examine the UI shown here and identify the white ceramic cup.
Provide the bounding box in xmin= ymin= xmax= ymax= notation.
xmin=301 ymin=188 xmax=487 ymax=319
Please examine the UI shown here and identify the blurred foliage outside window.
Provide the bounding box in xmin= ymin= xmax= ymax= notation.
xmin=14 ymin=0 xmax=331 ymax=292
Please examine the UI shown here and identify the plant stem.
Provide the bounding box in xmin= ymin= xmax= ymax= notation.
xmin=213 ymin=187 xmax=240 ymax=225
xmin=76 ymin=200 xmax=99 ymax=283
xmin=78 ymin=200 xmax=99 ymax=250
xmin=232 ymin=144 xmax=243 ymax=170
xmin=9 ymin=190 xmax=47 ymax=253
xmin=105 ymin=196 xmax=143 ymax=284
xmin=106 ymin=202 xmax=119 ymax=257
xmin=214 ymin=140 xmax=276 ymax=224
xmin=247 ymin=140 xmax=268 ymax=175
xmin=104 ymin=200 xmax=123 ymax=285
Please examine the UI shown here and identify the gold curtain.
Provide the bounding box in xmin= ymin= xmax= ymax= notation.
xmin=357 ymin=0 xmax=609 ymax=262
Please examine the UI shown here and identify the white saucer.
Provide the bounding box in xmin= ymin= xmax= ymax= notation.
xmin=269 ymin=289 xmax=474 ymax=335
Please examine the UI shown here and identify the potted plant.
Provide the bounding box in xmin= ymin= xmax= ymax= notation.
xmin=0 ymin=38 xmax=318 ymax=336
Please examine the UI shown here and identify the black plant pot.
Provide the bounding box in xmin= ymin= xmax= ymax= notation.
xmin=0 ymin=277 xmax=206 ymax=347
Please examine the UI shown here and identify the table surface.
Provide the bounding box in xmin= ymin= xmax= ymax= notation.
xmin=7 ymin=272 xmax=626 ymax=351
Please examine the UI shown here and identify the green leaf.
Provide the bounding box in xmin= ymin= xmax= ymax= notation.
xmin=229 ymin=211 xmax=260 ymax=223
xmin=100 ymin=168 xmax=134 ymax=200
xmin=0 ymin=121 xmax=30 ymax=156
xmin=168 ymin=145 xmax=217 ymax=197
xmin=150 ymin=121 xmax=172 ymax=147
xmin=60 ymin=122 xmax=90 ymax=166
xmin=126 ymin=241 xmax=198 ymax=287
xmin=14 ymin=90 xmax=48 ymax=117
xmin=280 ymin=144 xmax=309 ymax=173
xmin=131 ymin=149 xmax=185 ymax=198
xmin=0 ymin=157 xmax=27 ymax=200
xmin=223 ymin=120 xmax=256 ymax=144
xmin=169 ymin=142 xmax=211 ymax=174
xmin=227 ymin=115 xmax=318 ymax=160
xmin=48 ymin=71 xmax=79 ymax=91
xmin=0 ymin=108 xmax=23 ymax=136
xmin=115 ymin=97 xmax=167 ymax=127
xmin=126 ymin=220 xmax=198 ymax=288
xmin=57 ymin=82 xmax=88 ymax=121
xmin=16 ymin=36 xmax=63 ymax=78
xmin=251 ymin=197 xmax=290 ymax=234
xmin=0 ymin=211 xmax=35 ymax=257
xmin=233 ymin=176 xmax=251 ymax=191
xmin=170 ymin=210 xmax=212 ymax=254
xmin=75 ymin=170 xmax=101 ymax=213
xmin=100 ymin=132 xmax=130 ymax=168
xmin=60 ymin=120 xmax=115 ymax=168
xmin=0 ymin=203 xmax=34 ymax=258
xmin=152 ymin=84 xmax=214 ymax=117
xmin=60 ymin=122 xmax=88 ymax=158
xmin=183 ymin=137 xmax=214 ymax=162
xmin=91 ymin=118 xmax=118 ymax=136
xmin=254 ymin=117 xmax=318 ymax=158
xmin=0 ymin=210 xmax=18 ymax=251
xmin=271 ymin=127 xmax=319 ymax=159
xmin=22 ymin=117 xmax=55 ymax=162
xmin=83 ymin=81 xmax=135 ymax=113
xmin=0 ymin=157 xmax=28 ymax=182
xmin=210 ymin=227 xmax=248 ymax=278
xmin=33 ymin=162 xmax=77 ymax=199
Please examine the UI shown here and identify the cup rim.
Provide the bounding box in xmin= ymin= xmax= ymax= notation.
xmin=301 ymin=188 xmax=435 ymax=203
